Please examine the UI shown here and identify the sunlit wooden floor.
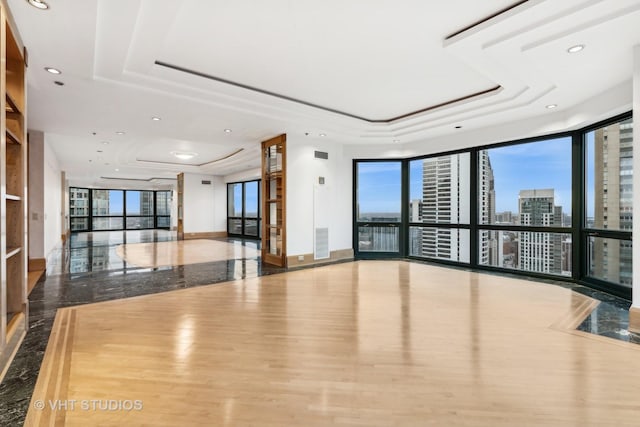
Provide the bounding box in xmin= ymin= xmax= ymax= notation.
xmin=115 ymin=239 xmax=260 ymax=268
xmin=25 ymin=261 xmax=640 ymax=426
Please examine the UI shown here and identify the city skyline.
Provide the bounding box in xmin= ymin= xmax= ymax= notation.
xmin=359 ymin=137 xmax=573 ymax=218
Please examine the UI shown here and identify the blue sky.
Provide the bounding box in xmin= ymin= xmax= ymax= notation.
xmin=360 ymin=136 xmax=579 ymax=215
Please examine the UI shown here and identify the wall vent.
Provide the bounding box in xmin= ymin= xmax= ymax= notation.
xmin=201 ymin=180 xmax=211 ymax=185
xmin=314 ymin=227 xmax=329 ymax=260
xmin=314 ymin=151 xmax=328 ymax=160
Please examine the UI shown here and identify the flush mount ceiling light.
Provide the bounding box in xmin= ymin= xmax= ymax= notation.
xmin=546 ymin=104 xmax=558 ymax=109
xmin=115 ymin=131 xmax=125 ymax=135
xmin=319 ymin=133 xmax=326 ymax=137
xmin=224 ymin=129 xmax=232 ymax=133
xmin=171 ymin=151 xmax=198 ymax=160
xmin=44 ymin=67 xmax=61 ymax=74
xmin=27 ymin=0 xmax=49 ymax=10
xmin=151 ymin=116 xmax=161 ymax=121
xmin=567 ymin=44 xmax=585 ymax=53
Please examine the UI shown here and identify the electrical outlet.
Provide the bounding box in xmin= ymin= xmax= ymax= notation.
xmin=298 ymin=255 xmax=304 ymax=262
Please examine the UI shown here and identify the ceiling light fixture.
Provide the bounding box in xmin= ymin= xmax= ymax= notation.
xmin=152 ymin=116 xmax=161 ymax=121
xmin=27 ymin=0 xmax=49 ymax=10
xmin=393 ymin=139 xmax=400 ymax=143
xmin=44 ymin=67 xmax=61 ymax=74
xmin=54 ymin=81 xmax=64 ymax=86
xmin=455 ymin=125 xmax=462 ymax=129
xmin=172 ymin=151 xmax=198 ymax=160
xmin=546 ymin=104 xmax=558 ymax=109
xmin=102 ymin=141 xmax=109 ymax=145
xmin=567 ymin=44 xmax=585 ymax=53
xmin=224 ymin=129 xmax=232 ymax=133
xmin=115 ymin=168 xmax=119 ymax=172
xmin=319 ymin=133 xmax=326 ymax=137
xmin=116 ymin=131 xmax=125 ymax=135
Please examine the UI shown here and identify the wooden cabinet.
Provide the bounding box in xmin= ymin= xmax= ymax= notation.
xmin=261 ymin=135 xmax=286 ymax=267
xmin=0 ymin=3 xmax=28 ymax=381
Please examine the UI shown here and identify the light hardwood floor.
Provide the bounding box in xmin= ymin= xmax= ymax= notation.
xmin=115 ymin=239 xmax=260 ymax=268
xmin=25 ymin=261 xmax=640 ymax=426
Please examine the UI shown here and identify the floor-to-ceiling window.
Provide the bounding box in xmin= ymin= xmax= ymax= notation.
xmin=155 ymin=191 xmax=172 ymax=229
xmin=227 ymin=180 xmax=261 ymax=239
xmin=408 ymin=153 xmax=471 ymax=263
xmin=584 ymin=116 xmax=633 ymax=289
xmin=125 ymin=190 xmax=154 ymax=229
xmin=92 ymin=189 xmax=124 ymax=231
xmin=354 ymin=161 xmax=402 ymax=256
xmin=478 ymin=138 xmax=573 ymax=277
xmin=353 ymin=112 xmax=632 ymax=298
xmin=69 ymin=187 xmax=90 ymax=231
xmin=70 ymin=188 xmax=173 ymax=232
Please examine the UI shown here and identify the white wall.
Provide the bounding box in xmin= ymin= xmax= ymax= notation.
xmin=43 ymin=136 xmax=62 ymax=257
xmin=224 ymin=167 xmax=261 ymax=184
xmin=286 ymin=136 xmax=352 ymax=256
xmin=182 ymin=173 xmax=226 ymax=233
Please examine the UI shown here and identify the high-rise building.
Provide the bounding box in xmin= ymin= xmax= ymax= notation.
xmin=420 ymin=151 xmax=495 ymax=263
xmin=478 ymin=151 xmax=498 ymax=266
xmin=592 ymin=119 xmax=633 ymax=285
xmin=518 ymin=189 xmax=562 ymax=274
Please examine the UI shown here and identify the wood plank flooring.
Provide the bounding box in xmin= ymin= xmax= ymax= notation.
xmin=115 ymin=239 xmax=260 ymax=268
xmin=24 ymin=261 xmax=640 ymax=426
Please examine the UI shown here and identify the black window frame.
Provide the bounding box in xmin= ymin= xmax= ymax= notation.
xmin=226 ymin=179 xmax=262 ymax=239
xmin=353 ymin=111 xmax=633 ymax=299
xmin=70 ymin=187 xmax=173 ymax=232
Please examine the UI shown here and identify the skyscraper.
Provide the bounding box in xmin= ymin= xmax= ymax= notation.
xmin=420 ymin=151 xmax=495 ymax=263
xmin=592 ymin=119 xmax=633 ymax=285
xmin=518 ymin=189 xmax=562 ymax=274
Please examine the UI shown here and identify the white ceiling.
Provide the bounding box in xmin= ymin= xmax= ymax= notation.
xmin=6 ymin=0 xmax=640 ymax=188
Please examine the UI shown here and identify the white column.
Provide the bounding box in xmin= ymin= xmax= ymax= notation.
xmin=630 ymin=45 xmax=640 ymax=331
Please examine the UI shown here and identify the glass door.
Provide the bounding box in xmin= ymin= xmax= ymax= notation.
xmin=354 ymin=161 xmax=402 ymax=257
xmin=227 ymin=180 xmax=261 ymax=239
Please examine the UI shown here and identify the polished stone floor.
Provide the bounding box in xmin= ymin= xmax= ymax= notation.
xmin=0 ymin=230 xmax=638 ymax=426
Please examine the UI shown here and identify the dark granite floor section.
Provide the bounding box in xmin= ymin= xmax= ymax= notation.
xmin=0 ymin=232 xmax=282 ymax=426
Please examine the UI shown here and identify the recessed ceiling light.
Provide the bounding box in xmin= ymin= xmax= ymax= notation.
xmin=319 ymin=133 xmax=326 ymax=137
xmin=393 ymin=139 xmax=400 ymax=143
xmin=455 ymin=125 xmax=462 ymax=129
xmin=152 ymin=116 xmax=161 ymax=121
xmin=172 ymin=151 xmax=198 ymax=160
xmin=44 ymin=67 xmax=61 ymax=74
xmin=97 ymin=150 xmax=103 ymax=153
xmin=224 ymin=129 xmax=232 ymax=133
xmin=54 ymin=81 xmax=64 ymax=86
xmin=546 ymin=104 xmax=558 ymax=109
xmin=102 ymin=141 xmax=109 ymax=145
xmin=115 ymin=168 xmax=119 ymax=172
xmin=115 ymin=131 xmax=125 ymax=135
xmin=27 ymin=0 xmax=48 ymax=10
xmin=567 ymin=44 xmax=585 ymax=53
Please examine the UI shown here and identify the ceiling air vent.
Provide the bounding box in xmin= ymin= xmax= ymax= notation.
xmin=201 ymin=180 xmax=212 ymax=185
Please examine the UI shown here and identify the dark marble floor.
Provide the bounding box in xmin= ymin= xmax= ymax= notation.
xmin=0 ymin=231 xmax=637 ymax=426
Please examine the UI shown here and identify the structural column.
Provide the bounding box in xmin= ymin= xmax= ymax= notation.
xmin=630 ymin=45 xmax=640 ymax=332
